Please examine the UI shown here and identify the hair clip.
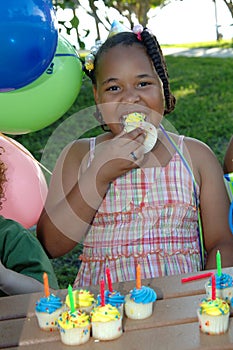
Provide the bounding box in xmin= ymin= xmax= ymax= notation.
xmin=132 ymin=24 xmax=143 ymax=41
xmin=84 ymin=40 xmax=102 ymax=71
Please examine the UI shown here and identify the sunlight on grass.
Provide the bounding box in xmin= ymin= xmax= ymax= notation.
xmin=161 ymin=39 xmax=233 ymax=49
xmin=173 ymin=85 xmax=197 ymax=98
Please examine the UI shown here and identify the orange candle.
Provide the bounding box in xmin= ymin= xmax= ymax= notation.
xmin=136 ymin=264 xmax=141 ymax=289
xmin=43 ymin=272 xmax=50 ymax=298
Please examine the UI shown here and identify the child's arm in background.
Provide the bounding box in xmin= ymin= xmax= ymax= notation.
xmin=0 ymin=260 xmax=46 ymax=295
xmin=223 ymin=136 xmax=233 ymax=174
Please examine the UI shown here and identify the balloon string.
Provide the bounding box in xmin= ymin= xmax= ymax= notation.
xmin=0 ymin=132 xmax=52 ymax=175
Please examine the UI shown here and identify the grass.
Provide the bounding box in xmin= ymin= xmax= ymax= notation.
xmin=161 ymin=39 xmax=233 ymax=49
xmin=12 ymin=54 xmax=233 ymax=289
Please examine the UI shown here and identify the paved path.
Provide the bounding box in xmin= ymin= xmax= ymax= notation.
xmin=163 ymin=47 xmax=233 ymax=58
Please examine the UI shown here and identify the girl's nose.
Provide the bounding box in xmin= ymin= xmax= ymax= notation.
xmin=123 ymin=87 xmax=140 ymax=103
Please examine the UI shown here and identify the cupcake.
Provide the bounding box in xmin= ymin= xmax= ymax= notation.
xmin=123 ymin=112 xmax=158 ymax=153
xmin=35 ymin=294 xmax=64 ymax=331
xmin=58 ymin=309 xmax=91 ymax=345
xmin=97 ymin=290 xmax=125 ymax=316
xmin=65 ymin=289 xmax=96 ymax=313
xmin=205 ymin=273 xmax=233 ymax=304
xmin=125 ymin=285 xmax=157 ymax=320
xmin=90 ymin=304 xmax=122 ymax=341
xmin=197 ymin=297 xmax=230 ymax=335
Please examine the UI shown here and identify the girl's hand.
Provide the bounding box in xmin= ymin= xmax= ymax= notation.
xmin=91 ymin=127 xmax=146 ymax=184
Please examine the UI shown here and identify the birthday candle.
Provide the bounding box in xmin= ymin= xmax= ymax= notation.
xmin=216 ymin=250 xmax=222 ymax=277
xmin=136 ymin=264 xmax=141 ymax=289
xmin=106 ymin=267 xmax=113 ymax=293
xmin=211 ymin=274 xmax=216 ymax=300
xmin=181 ymin=272 xmax=213 ymax=283
xmin=68 ymin=284 xmax=76 ymax=313
xmin=100 ymin=278 xmax=105 ymax=306
xmin=43 ymin=272 xmax=50 ymax=298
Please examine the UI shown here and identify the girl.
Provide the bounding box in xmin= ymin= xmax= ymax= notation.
xmin=37 ymin=24 xmax=233 ymax=287
xmin=0 ymin=147 xmax=59 ymax=296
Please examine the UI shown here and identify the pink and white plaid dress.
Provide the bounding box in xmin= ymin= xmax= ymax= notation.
xmin=73 ymin=135 xmax=202 ymax=288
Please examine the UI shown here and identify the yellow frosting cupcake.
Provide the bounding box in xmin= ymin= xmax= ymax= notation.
xmin=65 ymin=289 xmax=96 ymax=313
xmin=58 ymin=310 xmax=91 ymax=345
xmin=197 ymin=297 xmax=230 ymax=335
xmin=91 ymin=304 xmax=122 ymax=340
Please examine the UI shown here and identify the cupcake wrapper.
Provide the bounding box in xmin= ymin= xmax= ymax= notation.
xmin=197 ymin=310 xmax=229 ymax=335
xmin=35 ymin=308 xmax=63 ymax=331
xmin=92 ymin=318 xmax=122 ymax=340
xmin=124 ymin=122 xmax=157 ymax=153
xmin=59 ymin=325 xmax=90 ymax=345
xmin=125 ymin=295 xmax=153 ymax=320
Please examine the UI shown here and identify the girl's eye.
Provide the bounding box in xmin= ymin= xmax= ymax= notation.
xmin=138 ymin=81 xmax=151 ymax=87
xmin=106 ymin=85 xmax=120 ymax=91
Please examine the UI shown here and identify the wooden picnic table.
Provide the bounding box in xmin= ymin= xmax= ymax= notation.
xmin=1 ymin=267 xmax=233 ymax=350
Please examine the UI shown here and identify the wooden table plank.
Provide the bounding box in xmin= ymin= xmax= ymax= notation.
xmin=2 ymin=320 xmax=233 ymax=350
xmin=2 ymin=293 xmax=231 ymax=348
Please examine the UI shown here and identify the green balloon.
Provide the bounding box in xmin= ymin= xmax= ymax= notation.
xmin=0 ymin=35 xmax=82 ymax=134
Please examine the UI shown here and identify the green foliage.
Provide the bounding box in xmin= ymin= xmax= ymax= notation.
xmin=13 ymin=56 xmax=233 ymax=288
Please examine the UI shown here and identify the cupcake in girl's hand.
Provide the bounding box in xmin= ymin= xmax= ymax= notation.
xmin=35 ymin=273 xmax=63 ymax=331
xmin=123 ymin=112 xmax=158 ymax=153
xmin=197 ymin=297 xmax=230 ymax=335
xmin=58 ymin=309 xmax=91 ymax=345
xmin=125 ymin=264 xmax=157 ymax=319
xmin=65 ymin=289 xmax=96 ymax=314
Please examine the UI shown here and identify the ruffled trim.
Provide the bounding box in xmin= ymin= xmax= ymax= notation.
xmin=79 ymin=248 xmax=200 ymax=263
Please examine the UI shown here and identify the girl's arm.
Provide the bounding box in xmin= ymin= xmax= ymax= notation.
xmin=37 ymin=130 xmax=146 ymax=258
xmin=185 ymin=137 xmax=233 ymax=269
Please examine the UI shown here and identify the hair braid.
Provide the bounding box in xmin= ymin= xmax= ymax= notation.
xmin=141 ymin=29 xmax=176 ymax=115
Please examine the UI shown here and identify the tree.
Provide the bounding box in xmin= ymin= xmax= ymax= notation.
xmin=222 ymin=0 xmax=233 ymax=17
xmin=53 ymin=0 xmax=167 ymax=47
xmin=52 ymin=0 xmax=233 ymax=48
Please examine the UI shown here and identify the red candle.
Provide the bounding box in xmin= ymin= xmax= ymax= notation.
xmin=211 ymin=274 xmax=216 ymax=300
xmin=100 ymin=278 xmax=105 ymax=306
xmin=106 ymin=268 xmax=113 ymax=293
xmin=43 ymin=272 xmax=50 ymax=298
xmin=181 ymin=272 xmax=213 ymax=283
xmin=136 ymin=264 xmax=141 ymax=289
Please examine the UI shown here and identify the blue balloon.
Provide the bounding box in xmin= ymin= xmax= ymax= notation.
xmin=0 ymin=0 xmax=58 ymax=91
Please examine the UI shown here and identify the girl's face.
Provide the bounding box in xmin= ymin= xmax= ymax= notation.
xmin=93 ymin=43 xmax=165 ymax=135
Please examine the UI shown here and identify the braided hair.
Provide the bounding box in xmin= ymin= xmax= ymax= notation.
xmin=82 ymin=28 xmax=176 ymax=116
xmin=0 ymin=147 xmax=7 ymax=210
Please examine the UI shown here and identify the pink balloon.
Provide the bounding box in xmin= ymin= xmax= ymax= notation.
xmin=0 ymin=135 xmax=48 ymax=228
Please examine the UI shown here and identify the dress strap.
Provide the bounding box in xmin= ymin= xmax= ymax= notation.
xmin=87 ymin=137 xmax=96 ymax=167
xmin=159 ymin=125 xmax=205 ymax=269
